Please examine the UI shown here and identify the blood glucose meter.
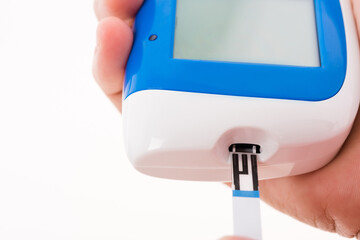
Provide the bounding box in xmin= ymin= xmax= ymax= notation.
xmin=123 ymin=0 xmax=360 ymax=181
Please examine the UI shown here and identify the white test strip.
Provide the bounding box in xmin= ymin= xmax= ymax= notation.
xmin=231 ymin=145 xmax=262 ymax=240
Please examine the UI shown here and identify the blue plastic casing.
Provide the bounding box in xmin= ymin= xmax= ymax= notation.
xmin=124 ymin=0 xmax=347 ymax=101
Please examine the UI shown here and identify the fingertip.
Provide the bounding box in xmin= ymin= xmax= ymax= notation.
xmin=96 ymin=16 xmax=133 ymax=55
xmin=93 ymin=16 xmax=133 ymax=95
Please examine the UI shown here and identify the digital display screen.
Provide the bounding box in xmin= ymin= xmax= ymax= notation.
xmin=173 ymin=0 xmax=320 ymax=67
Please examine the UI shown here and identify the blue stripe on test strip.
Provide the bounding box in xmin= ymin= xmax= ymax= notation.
xmin=233 ymin=190 xmax=260 ymax=198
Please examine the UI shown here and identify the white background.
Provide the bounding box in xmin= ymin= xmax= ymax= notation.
xmin=0 ymin=1 xmax=349 ymax=239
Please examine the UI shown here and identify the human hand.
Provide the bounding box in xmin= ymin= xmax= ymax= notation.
xmin=93 ymin=0 xmax=143 ymax=111
xmin=92 ymin=0 xmax=360 ymax=239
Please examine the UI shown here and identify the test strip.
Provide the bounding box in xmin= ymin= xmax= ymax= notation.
xmin=231 ymin=145 xmax=262 ymax=240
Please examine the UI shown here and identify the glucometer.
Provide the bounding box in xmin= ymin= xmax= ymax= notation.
xmin=123 ymin=0 xmax=359 ymax=238
xmin=124 ymin=0 xmax=360 ymax=181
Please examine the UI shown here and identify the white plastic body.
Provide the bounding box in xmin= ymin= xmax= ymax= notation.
xmin=123 ymin=0 xmax=360 ymax=181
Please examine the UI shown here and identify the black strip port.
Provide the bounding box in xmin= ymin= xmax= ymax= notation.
xmin=228 ymin=144 xmax=261 ymax=154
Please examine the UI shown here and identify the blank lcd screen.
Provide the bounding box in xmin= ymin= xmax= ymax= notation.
xmin=173 ymin=0 xmax=320 ymax=67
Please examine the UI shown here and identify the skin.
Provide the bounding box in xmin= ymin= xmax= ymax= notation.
xmin=93 ymin=0 xmax=360 ymax=239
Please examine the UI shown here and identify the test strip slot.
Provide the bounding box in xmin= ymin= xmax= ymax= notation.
xmin=229 ymin=144 xmax=261 ymax=154
xmin=230 ymin=144 xmax=260 ymax=192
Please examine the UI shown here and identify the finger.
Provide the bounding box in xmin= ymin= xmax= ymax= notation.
xmin=352 ymin=0 xmax=360 ymax=39
xmin=93 ymin=17 xmax=133 ymax=111
xmin=94 ymin=0 xmax=143 ymax=22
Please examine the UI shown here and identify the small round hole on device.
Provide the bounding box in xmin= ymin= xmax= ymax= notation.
xmin=149 ymin=34 xmax=158 ymax=41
